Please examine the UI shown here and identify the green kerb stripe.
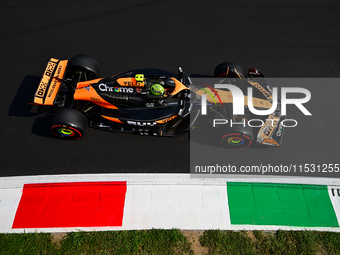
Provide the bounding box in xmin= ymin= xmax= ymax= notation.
xmin=227 ymin=182 xmax=338 ymax=227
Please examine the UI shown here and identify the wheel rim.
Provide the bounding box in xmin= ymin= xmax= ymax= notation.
xmin=221 ymin=133 xmax=252 ymax=148
xmin=227 ymin=137 xmax=245 ymax=146
xmin=58 ymin=127 xmax=75 ymax=137
xmin=51 ymin=124 xmax=82 ymax=139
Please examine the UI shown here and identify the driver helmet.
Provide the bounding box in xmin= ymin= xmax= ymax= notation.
xmin=150 ymin=84 xmax=165 ymax=96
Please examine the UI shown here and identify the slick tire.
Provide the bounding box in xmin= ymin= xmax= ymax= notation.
xmin=214 ymin=62 xmax=244 ymax=78
xmin=220 ymin=120 xmax=253 ymax=148
xmin=69 ymin=54 xmax=100 ymax=80
xmin=50 ymin=108 xmax=88 ymax=140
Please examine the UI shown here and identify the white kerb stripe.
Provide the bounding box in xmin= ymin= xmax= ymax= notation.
xmin=0 ymin=188 xmax=23 ymax=233
xmin=122 ymin=183 xmax=230 ymax=230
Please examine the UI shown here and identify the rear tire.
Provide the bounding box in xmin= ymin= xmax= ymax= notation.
xmin=214 ymin=62 xmax=244 ymax=78
xmin=69 ymin=54 xmax=100 ymax=80
xmin=50 ymin=108 xmax=87 ymax=140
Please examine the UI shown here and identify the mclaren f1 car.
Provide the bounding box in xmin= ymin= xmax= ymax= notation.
xmin=31 ymin=54 xmax=285 ymax=148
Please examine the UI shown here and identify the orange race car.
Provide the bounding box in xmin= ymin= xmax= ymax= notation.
xmin=32 ymin=55 xmax=285 ymax=148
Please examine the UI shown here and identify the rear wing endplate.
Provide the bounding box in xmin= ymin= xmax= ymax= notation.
xmin=33 ymin=58 xmax=68 ymax=105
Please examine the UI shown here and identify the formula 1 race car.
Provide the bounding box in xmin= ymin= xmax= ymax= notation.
xmin=31 ymin=55 xmax=285 ymax=148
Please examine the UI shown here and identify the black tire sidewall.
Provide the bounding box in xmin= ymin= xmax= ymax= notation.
xmin=50 ymin=124 xmax=83 ymax=139
xmin=50 ymin=108 xmax=87 ymax=140
xmin=214 ymin=62 xmax=244 ymax=78
xmin=69 ymin=54 xmax=100 ymax=79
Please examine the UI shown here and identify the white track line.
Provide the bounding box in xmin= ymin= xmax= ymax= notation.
xmin=1 ymin=173 xmax=340 ymax=188
xmin=1 ymin=174 xmax=340 ymax=233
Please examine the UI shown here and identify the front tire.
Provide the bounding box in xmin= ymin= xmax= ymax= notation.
xmin=220 ymin=119 xmax=253 ymax=148
xmin=214 ymin=62 xmax=244 ymax=78
xmin=50 ymin=108 xmax=87 ymax=140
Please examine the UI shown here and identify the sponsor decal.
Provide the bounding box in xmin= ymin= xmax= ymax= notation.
xmin=91 ymin=97 xmax=100 ymax=101
xmin=248 ymin=70 xmax=259 ymax=75
xmin=34 ymin=59 xmax=68 ymax=105
xmin=127 ymin=121 xmax=157 ymax=126
xmin=117 ymin=78 xmax=145 ymax=87
xmin=145 ymin=102 xmax=155 ymax=108
xmin=117 ymin=87 xmax=133 ymax=93
xmin=99 ymin=83 xmax=134 ymax=93
xmin=46 ymin=62 xmax=66 ymax=99
xmin=44 ymin=62 xmax=57 ymax=77
xmin=263 ymin=115 xmax=279 ymax=138
xmin=99 ymin=83 xmax=110 ymax=91
xmin=276 ymin=124 xmax=283 ymax=137
xmin=156 ymin=115 xmax=177 ymax=124
xmin=262 ymin=139 xmax=279 ymax=146
xmin=47 ymin=79 xmax=58 ymax=97
xmin=267 ymin=85 xmax=273 ymax=94
xmin=99 ymin=123 xmax=111 ymax=128
xmin=136 ymin=87 xmax=142 ymax=93
xmin=123 ymin=81 xmax=143 ymax=87
xmin=36 ymin=81 xmax=48 ymax=97
xmin=167 ymin=101 xmax=179 ymax=106
xmin=55 ymin=65 xmax=62 ymax=77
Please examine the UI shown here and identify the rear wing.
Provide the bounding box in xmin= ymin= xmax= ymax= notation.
xmin=33 ymin=58 xmax=68 ymax=105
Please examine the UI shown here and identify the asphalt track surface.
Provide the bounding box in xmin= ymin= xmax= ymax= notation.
xmin=1 ymin=0 xmax=340 ymax=176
